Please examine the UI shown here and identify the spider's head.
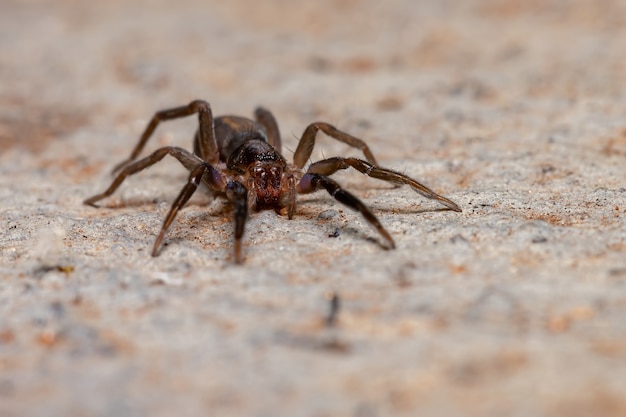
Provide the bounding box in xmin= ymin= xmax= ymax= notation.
xmin=249 ymin=162 xmax=285 ymax=209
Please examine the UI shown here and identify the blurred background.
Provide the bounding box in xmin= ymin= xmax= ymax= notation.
xmin=3 ymin=0 xmax=624 ymax=156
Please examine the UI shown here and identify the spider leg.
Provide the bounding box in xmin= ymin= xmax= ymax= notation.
xmin=307 ymin=157 xmax=462 ymax=212
xmin=254 ymin=107 xmax=281 ymax=153
xmin=152 ymin=163 xmax=223 ymax=256
xmin=84 ymin=146 xmax=206 ymax=207
xmin=225 ymin=181 xmax=249 ymax=264
xmin=297 ymin=173 xmax=395 ymax=249
xmin=293 ymin=122 xmax=379 ymax=169
xmin=113 ymin=100 xmax=218 ymax=173
xmin=285 ymin=174 xmax=296 ymax=219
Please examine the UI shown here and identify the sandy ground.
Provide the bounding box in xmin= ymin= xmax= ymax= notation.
xmin=1 ymin=0 xmax=626 ymax=416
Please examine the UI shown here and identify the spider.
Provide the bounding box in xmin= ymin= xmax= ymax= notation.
xmin=84 ymin=100 xmax=461 ymax=263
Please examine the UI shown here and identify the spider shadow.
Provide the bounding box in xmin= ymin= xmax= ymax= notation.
xmin=370 ymin=205 xmax=458 ymax=215
xmin=98 ymin=190 xmax=217 ymax=210
xmin=299 ymin=194 xmax=457 ymax=216
xmin=299 ymin=202 xmax=456 ymax=251
xmin=98 ymin=190 xmax=456 ymax=255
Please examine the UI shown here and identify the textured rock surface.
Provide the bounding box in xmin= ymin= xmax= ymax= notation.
xmin=1 ymin=0 xmax=625 ymax=416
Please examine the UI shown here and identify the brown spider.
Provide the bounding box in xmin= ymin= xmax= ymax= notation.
xmin=84 ymin=100 xmax=461 ymax=263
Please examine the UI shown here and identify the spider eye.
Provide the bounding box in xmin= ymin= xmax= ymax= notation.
xmin=270 ymin=167 xmax=281 ymax=177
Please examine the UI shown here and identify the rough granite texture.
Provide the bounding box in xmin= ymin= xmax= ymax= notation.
xmin=1 ymin=0 xmax=625 ymax=416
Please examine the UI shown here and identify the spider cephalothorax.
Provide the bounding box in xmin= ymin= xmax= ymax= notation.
xmin=85 ymin=100 xmax=461 ymax=263
xmin=227 ymin=139 xmax=289 ymax=211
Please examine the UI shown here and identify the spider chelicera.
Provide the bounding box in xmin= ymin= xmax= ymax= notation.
xmin=84 ymin=100 xmax=461 ymax=263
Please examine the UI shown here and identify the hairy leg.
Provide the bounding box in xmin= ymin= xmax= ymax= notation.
xmin=297 ymin=173 xmax=395 ymax=248
xmin=152 ymin=163 xmax=225 ymax=256
xmin=293 ymin=122 xmax=379 ymax=169
xmin=254 ymin=107 xmax=281 ymax=152
xmin=307 ymin=157 xmax=461 ymax=212
xmin=225 ymin=181 xmax=249 ymax=264
xmin=84 ymin=146 xmax=206 ymax=207
xmin=113 ymin=100 xmax=218 ymax=173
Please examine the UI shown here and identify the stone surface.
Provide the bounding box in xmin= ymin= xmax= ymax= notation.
xmin=1 ymin=0 xmax=625 ymax=416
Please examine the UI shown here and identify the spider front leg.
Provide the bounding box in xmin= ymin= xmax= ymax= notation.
xmin=84 ymin=146 xmax=205 ymax=207
xmin=293 ymin=122 xmax=379 ymax=169
xmin=297 ymin=173 xmax=395 ymax=249
xmin=225 ymin=181 xmax=248 ymax=264
xmin=307 ymin=157 xmax=462 ymax=212
xmin=152 ymin=163 xmax=231 ymax=258
xmin=113 ymin=100 xmax=218 ymax=173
